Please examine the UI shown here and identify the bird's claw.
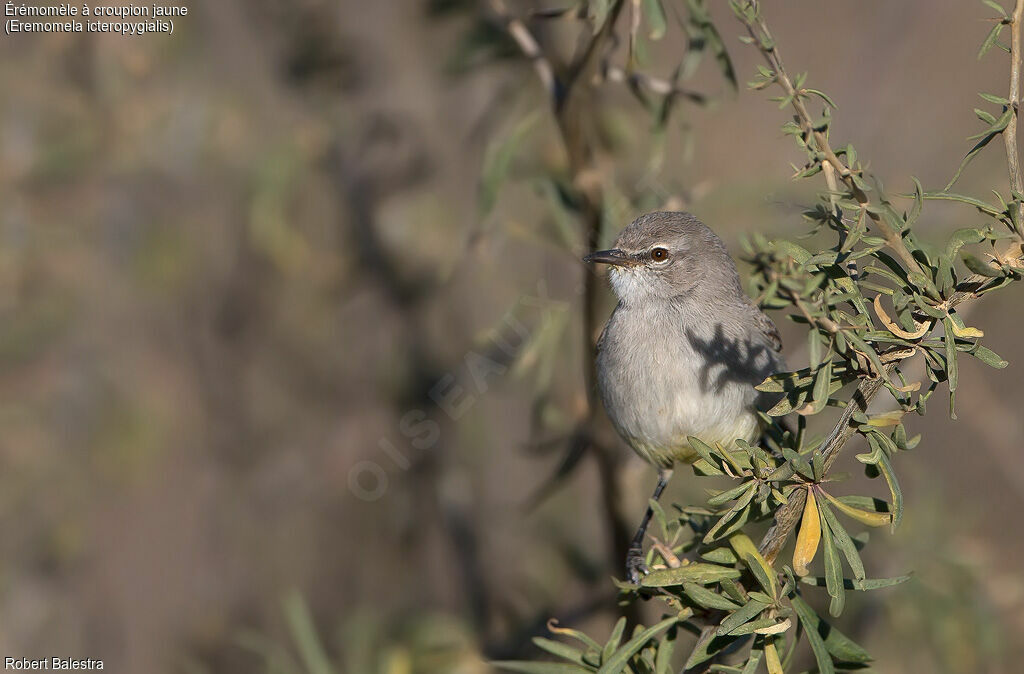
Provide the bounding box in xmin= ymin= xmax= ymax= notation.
xmin=625 ymin=547 xmax=648 ymax=585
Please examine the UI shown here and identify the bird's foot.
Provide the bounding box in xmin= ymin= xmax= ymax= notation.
xmin=625 ymin=546 xmax=648 ymax=585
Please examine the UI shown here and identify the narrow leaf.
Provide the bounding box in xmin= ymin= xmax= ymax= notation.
xmin=818 ymin=501 xmax=866 ymax=579
xmin=596 ymin=616 xmax=679 ymax=674
xmin=642 ymin=563 xmax=742 ymax=587
xmin=820 ymin=508 xmax=846 ymax=617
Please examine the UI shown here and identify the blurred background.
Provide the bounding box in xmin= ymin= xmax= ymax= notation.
xmin=1 ymin=1 xmax=1023 ymax=672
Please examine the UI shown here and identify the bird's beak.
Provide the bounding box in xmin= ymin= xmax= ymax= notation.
xmin=583 ymin=248 xmax=631 ymax=267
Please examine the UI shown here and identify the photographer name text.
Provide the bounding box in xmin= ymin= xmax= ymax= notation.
xmin=4 ymin=658 xmax=103 ymax=670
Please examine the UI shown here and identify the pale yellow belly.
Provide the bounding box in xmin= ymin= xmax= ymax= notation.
xmin=626 ymin=413 xmax=762 ymax=468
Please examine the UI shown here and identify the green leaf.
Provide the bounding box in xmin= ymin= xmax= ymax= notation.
xmin=782 ymin=448 xmax=814 ymax=481
xmin=683 ymin=629 xmax=737 ymax=670
xmin=688 ymin=0 xmax=737 ymax=89
xmin=945 ymin=227 xmax=987 ymax=260
xmin=922 ymin=191 xmax=1002 ymax=216
xmin=790 ymin=595 xmax=872 ymax=665
xmin=688 ymin=436 xmax=724 ymax=470
xmin=790 ymin=595 xmax=835 ymax=674
xmin=708 ymin=482 xmax=756 ymax=507
xmin=597 ymin=616 xmax=679 ymax=674
xmin=975 ymin=107 xmax=997 ymax=125
xmin=732 ymin=618 xmax=789 ymax=637
xmin=533 ymin=638 xmax=586 ymax=665
xmin=806 ymin=88 xmax=837 ymax=108
xmin=283 ymin=591 xmax=333 ymax=674
xmin=970 ymin=343 xmax=1009 ymax=368
xmin=720 ymin=578 xmax=747 ymax=604
xmin=643 ymin=0 xmax=667 ymax=39
xmin=701 ymin=547 xmax=739 ymax=565
xmin=495 ymin=663 xmax=592 ymax=674
xmin=717 ymin=599 xmax=770 ymax=636
xmin=943 ymin=317 xmax=959 ymax=395
xmin=962 ymin=253 xmax=1003 ymax=276
xmin=983 ymin=0 xmax=1009 ymax=18
xmin=978 ymin=20 xmax=1005 ymax=60
xmin=844 ymin=331 xmax=885 ymax=377
xmin=820 ymin=509 xmax=846 ymax=617
xmin=835 ymin=495 xmax=891 ymax=513
xmin=602 ymin=617 xmax=626 ymax=665
xmin=908 ymin=176 xmax=925 ymax=226
xmin=741 ymin=645 xmax=764 ymax=674
xmin=946 ymin=107 xmax=1012 ymax=189
xmin=650 ymin=497 xmax=669 ymax=540
xmin=682 ymin=582 xmax=742 ymax=610
xmin=642 ymin=563 xmax=742 ymax=587
xmin=655 ymin=626 xmax=677 ymax=674
xmin=588 ymin=0 xmax=612 ymax=33
xmin=801 ymin=360 xmax=832 ymax=416
xmin=757 ymin=369 xmax=813 ymax=393
xmin=876 ymin=451 xmax=903 ymax=530
xmin=818 ymin=501 xmax=866 ymax=580
xmin=979 ymin=91 xmax=1010 ymax=105
xmin=800 ymin=575 xmax=911 ymax=591
xmin=704 ymin=484 xmax=756 ymax=542
xmin=773 ymin=239 xmax=813 ymax=263
xmin=548 ymin=621 xmax=604 ymax=653
xmin=479 ymin=112 xmax=539 ymax=216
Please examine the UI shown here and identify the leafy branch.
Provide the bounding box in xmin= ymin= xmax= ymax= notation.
xmin=740 ymin=0 xmax=1024 ymax=566
xmin=497 ymin=1 xmax=1024 ymax=672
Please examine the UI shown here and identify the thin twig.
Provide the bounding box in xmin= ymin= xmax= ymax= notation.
xmin=740 ymin=1 xmax=923 ymax=276
xmin=1006 ymin=0 xmax=1024 ymax=235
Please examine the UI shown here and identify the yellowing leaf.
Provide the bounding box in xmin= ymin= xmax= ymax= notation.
xmin=872 ymin=295 xmax=930 ymax=339
xmin=821 ymin=490 xmax=892 ymax=527
xmin=765 ymin=639 xmax=784 ymax=674
xmin=792 ymin=488 xmax=821 ymax=576
xmin=729 ymin=533 xmax=777 ymax=598
xmin=948 ymin=312 xmax=985 ymax=338
xmin=754 ymin=618 xmax=792 ymax=635
xmin=865 ymin=411 xmax=906 ymax=427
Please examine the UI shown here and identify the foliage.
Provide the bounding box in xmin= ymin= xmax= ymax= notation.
xmin=478 ymin=0 xmax=1024 ymax=672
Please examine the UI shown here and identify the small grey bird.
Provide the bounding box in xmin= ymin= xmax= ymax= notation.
xmin=584 ymin=211 xmax=785 ymax=582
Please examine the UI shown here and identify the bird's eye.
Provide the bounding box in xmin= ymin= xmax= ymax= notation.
xmin=650 ymin=247 xmax=669 ymax=262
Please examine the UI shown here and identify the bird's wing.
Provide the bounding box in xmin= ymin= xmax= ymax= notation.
xmin=751 ymin=305 xmax=783 ymax=353
xmin=596 ymin=301 xmax=623 ymax=352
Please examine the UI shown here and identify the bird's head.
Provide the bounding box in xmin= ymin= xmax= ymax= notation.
xmin=583 ymin=211 xmax=741 ymax=304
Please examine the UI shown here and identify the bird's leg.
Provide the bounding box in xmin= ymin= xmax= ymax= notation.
xmin=625 ymin=467 xmax=673 ymax=584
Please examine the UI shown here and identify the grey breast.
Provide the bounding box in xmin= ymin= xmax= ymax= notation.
xmin=596 ymin=295 xmax=783 ymax=454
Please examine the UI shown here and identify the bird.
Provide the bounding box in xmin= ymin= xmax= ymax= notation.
xmin=583 ymin=211 xmax=786 ymax=583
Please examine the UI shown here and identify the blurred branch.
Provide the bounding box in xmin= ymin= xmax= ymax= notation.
xmin=486 ymin=0 xmax=560 ymax=103
xmin=603 ymin=64 xmax=706 ymax=102
xmin=528 ymin=3 xmax=586 ymax=21
xmin=486 ymin=0 xmax=634 ymax=578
